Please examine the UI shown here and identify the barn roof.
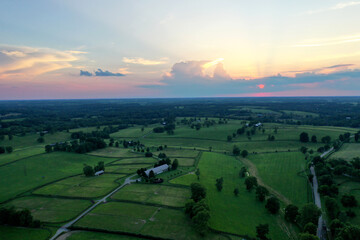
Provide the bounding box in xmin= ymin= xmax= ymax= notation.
xmin=145 ymin=164 xmax=169 ymax=176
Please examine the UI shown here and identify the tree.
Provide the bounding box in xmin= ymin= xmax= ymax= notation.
xmin=245 ymin=176 xmax=258 ymax=191
xmin=298 ymin=233 xmax=319 ymax=240
xmin=37 ymin=137 xmax=44 ymax=143
xmin=172 ymin=159 xmax=179 ymax=170
xmin=241 ymin=150 xmax=248 ymax=158
xmin=300 ymin=132 xmax=309 ymax=142
xmin=337 ymin=224 xmax=360 ymax=240
xmin=255 ymin=186 xmax=269 ymax=202
xmin=285 ymin=204 xmax=299 ymax=223
xmin=195 ymin=168 xmax=200 ymax=180
xmin=341 ymin=194 xmax=358 ymax=208
xmin=83 ymin=165 xmax=94 ymax=177
xmin=325 ymin=196 xmax=339 ymax=220
xmin=298 ymin=203 xmax=321 ymax=226
xmin=321 ymin=136 xmax=331 ymax=144
xmin=5 ymin=146 xmax=13 ymax=153
xmin=45 ymin=145 xmax=52 ymax=153
xmin=145 ymin=152 xmax=153 ymax=157
xmin=149 ymin=170 xmax=155 ymax=179
xmin=192 ymin=209 xmax=210 ymax=235
xmin=190 ymin=183 xmax=206 ymax=202
xmin=265 ymin=196 xmax=280 ymax=214
xmin=355 ymin=133 xmax=359 ymax=142
xmin=8 ymin=134 xmax=13 ymax=140
xmin=256 ymin=224 xmax=269 ymax=240
xmin=115 ymin=141 xmax=119 ymax=147
xmin=227 ymin=135 xmax=232 ymax=142
xmin=215 ymin=177 xmax=223 ymax=192
xmin=233 ymin=145 xmax=240 ymax=155
xmin=311 ymin=135 xmax=317 ymax=143
xmin=300 ymin=146 xmax=308 ymax=154
xmin=239 ymin=167 xmax=247 ymax=178
xmin=0 ymin=147 xmax=5 ymax=154
xmin=303 ymin=222 xmax=317 ymax=235
xmin=329 ymin=219 xmax=345 ymax=237
xmin=234 ymin=188 xmax=239 ymax=196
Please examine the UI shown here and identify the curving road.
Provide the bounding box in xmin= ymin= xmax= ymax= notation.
xmin=49 ymin=175 xmax=139 ymax=240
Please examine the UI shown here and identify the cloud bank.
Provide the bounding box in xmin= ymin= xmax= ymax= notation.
xmin=80 ymin=69 xmax=126 ymax=77
xmin=122 ymin=57 xmax=167 ymax=65
xmin=142 ymin=60 xmax=360 ymax=97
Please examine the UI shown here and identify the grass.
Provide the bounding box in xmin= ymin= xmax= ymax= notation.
xmin=110 ymin=125 xmax=155 ymax=138
xmin=113 ymin=157 xmax=157 ymax=164
xmin=67 ymin=231 xmax=144 ymax=240
xmin=169 ymin=152 xmax=289 ymax=240
xmin=75 ymin=202 xmax=226 ymax=239
xmin=0 ymin=152 xmax=113 ymax=202
xmin=0 ymin=225 xmax=51 ymax=240
xmin=106 ymin=164 xmax=152 ymax=174
xmin=112 ymin=183 xmax=190 ymax=207
xmin=248 ymin=152 xmax=311 ymax=206
xmin=87 ymin=147 xmax=140 ymax=158
xmin=0 ymin=132 xmax=71 ymax=150
xmin=175 ymin=158 xmax=195 ymax=166
xmin=334 ymin=177 xmax=360 ymax=226
xmin=3 ymin=196 xmax=92 ymax=223
xmin=34 ymin=174 xmax=124 ymax=198
xmin=330 ymin=143 xmax=360 ymax=161
xmin=153 ymin=148 xmax=199 ymax=158
xmin=0 ymin=147 xmax=44 ymax=166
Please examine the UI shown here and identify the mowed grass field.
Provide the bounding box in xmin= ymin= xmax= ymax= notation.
xmin=0 ymin=225 xmax=51 ymax=240
xmin=114 ymin=157 xmax=157 ymax=164
xmin=67 ymin=231 xmax=144 ymax=240
xmin=87 ymin=147 xmax=141 ymax=158
xmin=0 ymin=147 xmax=44 ymax=166
xmin=75 ymin=202 xmax=226 ymax=240
xmin=248 ymin=152 xmax=311 ymax=206
xmin=0 ymin=152 xmax=113 ymax=202
xmin=112 ymin=184 xmax=190 ymax=207
xmin=110 ymin=125 xmax=156 ymax=138
xmin=106 ymin=164 xmax=152 ymax=174
xmin=4 ymin=196 xmax=92 ymax=223
xmin=34 ymin=174 xmax=125 ymax=198
xmin=330 ymin=143 xmax=360 ymax=161
xmin=169 ymin=152 xmax=289 ymax=240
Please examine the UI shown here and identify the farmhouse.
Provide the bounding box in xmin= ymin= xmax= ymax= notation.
xmin=145 ymin=164 xmax=169 ymax=177
xmin=255 ymin=122 xmax=262 ymax=127
xmin=95 ymin=170 xmax=104 ymax=176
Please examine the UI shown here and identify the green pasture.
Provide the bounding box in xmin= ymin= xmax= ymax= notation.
xmin=87 ymin=147 xmax=140 ymax=158
xmin=169 ymin=152 xmax=289 ymax=240
xmin=330 ymin=143 xmax=360 ymax=161
xmin=175 ymin=158 xmax=195 ymax=166
xmin=75 ymin=202 xmax=225 ymax=239
xmin=248 ymin=152 xmax=311 ymax=206
xmin=110 ymin=125 xmax=155 ymax=138
xmin=106 ymin=164 xmax=152 ymax=174
xmin=0 ymin=147 xmax=44 ymax=166
xmin=114 ymin=157 xmax=157 ymax=164
xmin=0 ymin=226 xmax=51 ymax=240
xmin=0 ymin=132 xmax=71 ymax=150
xmin=112 ymin=184 xmax=190 ymax=207
xmin=0 ymin=152 xmax=112 ymax=202
xmin=67 ymin=231 xmax=144 ymax=240
xmin=3 ymin=196 xmax=91 ymax=223
xmin=153 ymin=148 xmax=199 ymax=158
xmin=34 ymin=174 xmax=124 ymax=198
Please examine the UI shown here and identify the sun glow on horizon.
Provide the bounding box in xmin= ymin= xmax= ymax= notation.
xmin=203 ymin=58 xmax=224 ymax=69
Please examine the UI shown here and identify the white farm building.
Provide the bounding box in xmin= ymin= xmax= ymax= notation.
xmin=145 ymin=164 xmax=169 ymax=177
xmin=95 ymin=170 xmax=104 ymax=176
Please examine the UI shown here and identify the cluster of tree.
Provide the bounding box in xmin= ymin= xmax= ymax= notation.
xmin=267 ymin=134 xmax=275 ymax=141
xmin=71 ymin=130 xmax=112 ymax=140
xmin=232 ymin=145 xmax=248 ymax=157
xmin=0 ymin=207 xmax=41 ymax=228
xmin=83 ymin=161 xmax=105 ymax=177
xmin=0 ymin=146 xmax=13 ymax=154
xmin=284 ymin=203 xmax=321 ymax=240
xmin=215 ymin=177 xmax=223 ymax=191
xmin=45 ymin=137 xmax=107 ymax=154
xmin=185 ymin=183 xmax=210 ymax=235
xmin=329 ymin=219 xmax=360 ymax=240
xmin=328 ymin=157 xmax=360 ymax=178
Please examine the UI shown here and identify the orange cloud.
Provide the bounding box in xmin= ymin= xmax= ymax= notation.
xmin=257 ymin=84 xmax=265 ymax=89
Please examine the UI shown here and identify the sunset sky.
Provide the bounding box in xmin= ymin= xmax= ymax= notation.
xmin=1 ymin=0 xmax=360 ymax=99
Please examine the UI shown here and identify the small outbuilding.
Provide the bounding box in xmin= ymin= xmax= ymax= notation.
xmin=145 ymin=164 xmax=169 ymax=177
xmin=95 ymin=170 xmax=104 ymax=176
